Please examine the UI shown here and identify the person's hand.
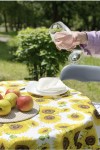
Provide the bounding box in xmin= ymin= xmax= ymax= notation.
xmin=54 ymin=31 xmax=88 ymax=51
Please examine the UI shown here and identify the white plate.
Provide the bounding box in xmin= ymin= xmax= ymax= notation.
xmin=25 ymin=81 xmax=69 ymax=96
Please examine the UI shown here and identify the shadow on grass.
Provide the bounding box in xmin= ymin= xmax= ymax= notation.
xmin=0 ymin=31 xmax=17 ymax=36
xmin=0 ymin=40 xmax=29 ymax=81
xmin=0 ymin=41 xmax=14 ymax=61
xmin=0 ymin=76 xmax=7 ymax=81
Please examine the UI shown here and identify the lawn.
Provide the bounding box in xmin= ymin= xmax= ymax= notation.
xmin=0 ymin=32 xmax=100 ymax=102
xmin=0 ymin=41 xmax=28 ymax=81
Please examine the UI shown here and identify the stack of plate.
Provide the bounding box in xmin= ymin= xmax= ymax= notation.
xmin=25 ymin=77 xmax=69 ymax=96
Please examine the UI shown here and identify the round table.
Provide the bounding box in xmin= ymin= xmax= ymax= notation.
xmin=0 ymin=80 xmax=100 ymax=150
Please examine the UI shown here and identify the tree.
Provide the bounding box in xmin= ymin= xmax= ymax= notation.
xmin=0 ymin=1 xmax=10 ymax=32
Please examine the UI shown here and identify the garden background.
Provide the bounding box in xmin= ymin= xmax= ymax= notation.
xmin=0 ymin=1 xmax=100 ymax=102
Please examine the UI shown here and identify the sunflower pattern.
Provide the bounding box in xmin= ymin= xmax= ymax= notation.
xmin=72 ymin=102 xmax=95 ymax=113
xmin=0 ymin=139 xmax=9 ymax=149
xmin=0 ymin=80 xmax=99 ymax=150
xmin=5 ymin=81 xmax=27 ymax=93
xmin=81 ymin=126 xmax=98 ymax=150
xmin=53 ymin=131 xmax=76 ymax=150
xmin=36 ymin=143 xmax=50 ymax=150
xmin=57 ymin=100 xmax=67 ymax=107
xmin=28 ymin=120 xmax=39 ymax=128
xmin=60 ymin=107 xmax=71 ymax=113
xmin=0 ymin=123 xmax=6 ymax=136
xmin=4 ymin=121 xmax=30 ymax=134
xmin=8 ymin=137 xmax=37 ymax=150
xmin=93 ymin=109 xmax=100 ymax=126
xmin=40 ymin=114 xmax=61 ymax=124
xmin=67 ymin=112 xmax=85 ymax=121
xmin=55 ymin=123 xmax=71 ymax=131
xmin=33 ymin=98 xmax=51 ymax=105
xmin=40 ymin=106 xmax=60 ymax=115
xmin=38 ymin=127 xmax=51 ymax=135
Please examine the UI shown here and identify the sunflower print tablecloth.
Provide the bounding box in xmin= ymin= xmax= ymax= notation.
xmin=0 ymin=80 xmax=100 ymax=150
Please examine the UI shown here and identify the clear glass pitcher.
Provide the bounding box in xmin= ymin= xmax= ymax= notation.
xmin=49 ymin=21 xmax=83 ymax=64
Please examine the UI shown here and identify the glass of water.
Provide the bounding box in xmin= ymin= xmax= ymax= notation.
xmin=49 ymin=21 xmax=83 ymax=64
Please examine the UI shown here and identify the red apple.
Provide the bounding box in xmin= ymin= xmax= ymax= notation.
xmin=0 ymin=94 xmax=3 ymax=100
xmin=5 ymin=89 xmax=20 ymax=97
xmin=16 ymin=96 xmax=33 ymax=112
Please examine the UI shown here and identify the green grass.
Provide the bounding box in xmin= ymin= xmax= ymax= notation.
xmin=64 ymin=80 xmax=100 ymax=102
xmin=0 ymin=60 xmax=28 ymax=81
xmin=0 ymin=41 xmax=28 ymax=81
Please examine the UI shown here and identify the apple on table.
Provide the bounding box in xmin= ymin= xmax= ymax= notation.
xmin=5 ymin=89 xmax=20 ymax=97
xmin=16 ymin=95 xmax=34 ymax=112
xmin=0 ymin=99 xmax=11 ymax=116
xmin=0 ymin=94 xmax=3 ymax=100
xmin=4 ymin=93 xmax=18 ymax=108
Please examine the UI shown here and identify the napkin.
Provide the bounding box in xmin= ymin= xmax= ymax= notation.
xmin=36 ymin=77 xmax=67 ymax=93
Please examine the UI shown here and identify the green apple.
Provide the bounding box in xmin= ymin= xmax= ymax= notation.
xmin=0 ymin=99 xmax=11 ymax=116
xmin=4 ymin=93 xmax=18 ymax=108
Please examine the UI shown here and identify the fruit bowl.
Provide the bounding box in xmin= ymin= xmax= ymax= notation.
xmin=0 ymin=101 xmax=39 ymax=123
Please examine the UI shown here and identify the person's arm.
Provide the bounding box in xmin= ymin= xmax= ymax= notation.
xmin=80 ymin=31 xmax=100 ymax=55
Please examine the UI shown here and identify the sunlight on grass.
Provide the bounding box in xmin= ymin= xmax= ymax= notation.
xmin=0 ymin=60 xmax=28 ymax=81
xmin=63 ymin=80 xmax=100 ymax=102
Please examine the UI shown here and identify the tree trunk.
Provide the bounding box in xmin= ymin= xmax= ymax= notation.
xmin=33 ymin=64 xmax=38 ymax=80
xmin=3 ymin=11 xmax=8 ymax=32
xmin=51 ymin=2 xmax=59 ymax=22
xmin=91 ymin=16 xmax=96 ymax=30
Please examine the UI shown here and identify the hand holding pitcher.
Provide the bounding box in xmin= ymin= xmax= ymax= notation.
xmin=49 ymin=21 xmax=87 ymax=63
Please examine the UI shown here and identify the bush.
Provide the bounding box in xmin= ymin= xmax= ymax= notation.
xmin=10 ymin=27 xmax=69 ymax=80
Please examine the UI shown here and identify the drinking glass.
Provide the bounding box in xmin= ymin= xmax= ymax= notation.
xmin=49 ymin=21 xmax=83 ymax=64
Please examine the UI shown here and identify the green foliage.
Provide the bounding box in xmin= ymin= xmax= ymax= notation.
xmin=1 ymin=1 xmax=100 ymax=32
xmin=14 ymin=27 xmax=69 ymax=80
